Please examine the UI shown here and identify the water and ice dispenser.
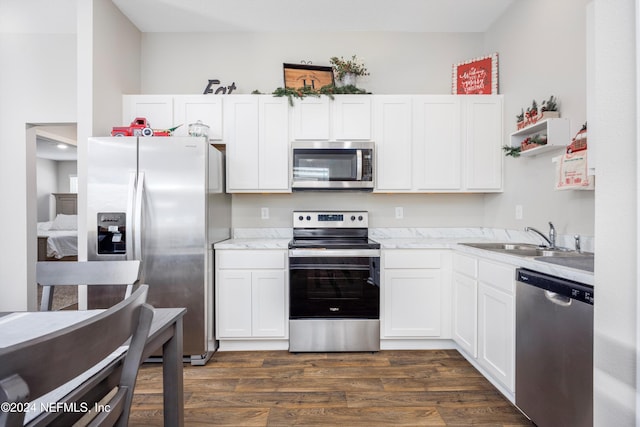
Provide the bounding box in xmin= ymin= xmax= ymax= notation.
xmin=97 ymin=212 xmax=127 ymax=254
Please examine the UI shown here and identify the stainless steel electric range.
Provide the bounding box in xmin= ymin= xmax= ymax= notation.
xmin=288 ymin=211 xmax=380 ymax=352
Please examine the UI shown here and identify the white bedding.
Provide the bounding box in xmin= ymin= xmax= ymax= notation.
xmin=38 ymin=221 xmax=78 ymax=259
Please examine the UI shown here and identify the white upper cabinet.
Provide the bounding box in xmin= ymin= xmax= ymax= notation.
xmin=123 ymin=94 xmax=223 ymax=140
xmin=291 ymin=95 xmax=372 ymax=141
xmin=375 ymin=94 xmax=502 ymax=193
xmin=373 ymin=96 xmax=413 ymax=191
xmin=173 ymin=95 xmax=223 ymax=140
xmin=224 ymin=95 xmax=290 ymax=193
xmin=258 ymin=97 xmax=290 ymax=190
xmin=122 ymin=93 xmax=502 ymax=194
xmin=463 ymin=95 xmax=504 ymax=191
xmin=413 ymin=96 xmax=462 ymax=191
xmin=332 ymin=95 xmax=372 ymax=140
xmin=291 ymin=97 xmax=331 ymax=140
xmin=123 ymin=95 xmax=174 ymax=129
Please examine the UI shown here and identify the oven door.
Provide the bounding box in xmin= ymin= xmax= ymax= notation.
xmin=289 ymin=249 xmax=380 ymax=319
xmin=291 ymin=142 xmax=374 ymax=190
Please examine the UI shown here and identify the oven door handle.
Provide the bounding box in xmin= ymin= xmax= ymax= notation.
xmin=289 ymin=249 xmax=381 ymax=258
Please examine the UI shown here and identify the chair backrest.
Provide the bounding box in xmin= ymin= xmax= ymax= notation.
xmin=37 ymin=260 xmax=141 ymax=311
xmin=0 ymin=285 xmax=153 ymax=427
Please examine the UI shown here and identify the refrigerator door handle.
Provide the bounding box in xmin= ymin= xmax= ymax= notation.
xmin=134 ymin=171 xmax=145 ymax=263
xmin=126 ymin=172 xmax=137 ymax=261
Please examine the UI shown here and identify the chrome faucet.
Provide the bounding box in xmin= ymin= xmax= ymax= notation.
xmin=525 ymin=222 xmax=556 ymax=248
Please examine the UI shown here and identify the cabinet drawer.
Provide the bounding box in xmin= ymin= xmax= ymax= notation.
xmin=384 ymin=250 xmax=441 ymax=269
xmin=218 ymin=250 xmax=287 ymax=269
xmin=478 ymin=260 xmax=515 ymax=294
xmin=453 ymin=252 xmax=477 ymax=278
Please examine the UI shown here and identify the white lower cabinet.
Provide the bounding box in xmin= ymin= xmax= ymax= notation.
xmin=452 ymin=253 xmax=478 ymax=357
xmin=381 ymin=250 xmax=451 ymax=345
xmin=453 ymin=251 xmax=516 ymax=398
xmin=215 ymin=250 xmax=288 ymax=349
xmin=477 ymin=259 xmax=515 ymax=393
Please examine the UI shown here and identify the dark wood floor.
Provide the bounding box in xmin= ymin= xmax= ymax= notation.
xmin=129 ymin=349 xmax=533 ymax=426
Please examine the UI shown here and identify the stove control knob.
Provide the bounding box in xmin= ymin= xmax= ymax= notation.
xmin=298 ymin=215 xmax=304 ymax=221
xmin=306 ymin=216 xmax=311 ymax=221
xmin=358 ymin=215 xmax=364 ymax=221
xmin=351 ymin=215 xmax=356 ymax=221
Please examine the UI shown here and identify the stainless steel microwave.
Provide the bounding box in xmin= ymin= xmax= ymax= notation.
xmin=291 ymin=141 xmax=374 ymax=190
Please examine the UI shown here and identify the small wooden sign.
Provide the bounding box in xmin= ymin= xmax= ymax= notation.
xmin=452 ymin=53 xmax=498 ymax=95
xmin=283 ymin=63 xmax=335 ymax=90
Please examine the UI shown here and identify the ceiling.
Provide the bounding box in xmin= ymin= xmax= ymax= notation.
xmin=36 ymin=137 xmax=77 ymax=161
xmin=113 ymin=0 xmax=515 ymax=33
xmin=35 ymin=126 xmax=77 ymax=161
xmin=1 ymin=0 xmax=515 ymax=34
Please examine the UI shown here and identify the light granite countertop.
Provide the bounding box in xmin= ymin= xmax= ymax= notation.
xmin=213 ymin=227 xmax=594 ymax=286
xmin=214 ymin=238 xmax=290 ymax=250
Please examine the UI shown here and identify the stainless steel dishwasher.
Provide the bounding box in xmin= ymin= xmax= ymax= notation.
xmin=515 ymin=268 xmax=594 ymax=427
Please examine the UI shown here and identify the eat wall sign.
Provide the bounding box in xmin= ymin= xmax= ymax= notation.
xmin=203 ymin=79 xmax=237 ymax=95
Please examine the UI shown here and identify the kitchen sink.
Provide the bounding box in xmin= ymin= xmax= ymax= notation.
xmin=461 ymin=242 xmax=588 ymax=258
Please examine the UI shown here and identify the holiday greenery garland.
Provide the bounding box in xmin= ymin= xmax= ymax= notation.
xmin=254 ymin=84 xmax=369 ymax=106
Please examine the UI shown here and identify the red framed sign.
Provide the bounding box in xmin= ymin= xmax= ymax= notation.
xmin=452 ymin=53 xmax=498 ymax=95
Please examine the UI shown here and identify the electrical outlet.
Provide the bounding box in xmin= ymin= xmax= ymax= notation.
xmin=515 ymin=204 xmax=523 ymax=220
xmin=395 ymin=207 xmax=404 ymax=219
xmin=261 ymin=207 xmax=269 ymax=219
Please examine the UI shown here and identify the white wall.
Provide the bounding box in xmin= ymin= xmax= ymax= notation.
xmin=483 ymin=0 xmax=594 ymax=237
xmin=140 ymin=32 xmax=484 ymax=95
xmin=57 ymin=160 xmax=77 ymax=193
xmin=77 ymin=0 xmax=141 ymax=264
xmin=36 ymin=158 xmax=58 ymax=221
xmin=0 ymin=33 xmax=76 ymax=311
xmin=232 ymin=193 xmax=486 ymax=229
xmin=591 ymin=0 xmax=637 ymax=424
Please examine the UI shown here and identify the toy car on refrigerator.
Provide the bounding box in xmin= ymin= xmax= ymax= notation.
xmin=111 ymin=117 xmax=178 ymax=137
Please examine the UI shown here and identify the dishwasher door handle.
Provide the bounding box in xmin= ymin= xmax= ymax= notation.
xmin=545 ymin=290 xmax=572 ymax=307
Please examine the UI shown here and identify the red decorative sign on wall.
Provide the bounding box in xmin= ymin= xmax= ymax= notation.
xmin=452 ymin=53 xmax=498 ymax=95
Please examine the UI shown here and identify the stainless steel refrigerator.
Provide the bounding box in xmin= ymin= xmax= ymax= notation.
xmin=86 ymin=136 xmax=231 ymax=365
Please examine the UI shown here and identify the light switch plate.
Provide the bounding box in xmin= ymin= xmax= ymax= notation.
xmin=395 ymin=207 xmax=404 ymax=219
xmin=261 ymin=207 xmax=269 ymax=219
xmin=515 ymin=204 xmax=523 ymax=220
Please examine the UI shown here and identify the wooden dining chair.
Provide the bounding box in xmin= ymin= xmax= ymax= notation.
xmin=0 ymin=285 xmax=153 ymax=427
xmin=37 ymin=260 xmax=142 ymax=311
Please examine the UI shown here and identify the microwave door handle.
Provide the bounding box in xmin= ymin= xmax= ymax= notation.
xmin=356 ymin=149 xmax=363 ymax=180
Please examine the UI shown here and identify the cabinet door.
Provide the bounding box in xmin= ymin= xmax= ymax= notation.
xmin=217 ymin=270 xmax=252 ymax=338
xmin=292 ymin=97 xmax=330 ymax=140
xmin=413 ymin=96 xmax=462 ymax=191
xmin=477 ymin=281 xmax=514 ymax=391
xmin=463 ymin=96 xmax=503 ymax=191
xmin=373 ymin=96 xmax=413 ymax=191
xmin=224 ymin=96 xmax=259 ymax=191
xmin=333 ymin=95 xmax=372 ymax=140
xmin=383 ymin=269 xmax=442 ymax=337
xmin=259 ymin=97 xmax=290 ymax=191
xmin=122 ymin=95 xmax=174 ymax=129
xmin=173 ymin=95 xmax=223 ymax=140
xmin=452 ymin=272 xmax=477 ymax=357
xmin=252 ymin=270 xmax=287 ymax=337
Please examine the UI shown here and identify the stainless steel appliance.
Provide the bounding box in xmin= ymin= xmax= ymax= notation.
xmin=291 ymin=141 xmax=374 ymax=190
xmin=288 ymin=211 xmax=380 ymax=352
xmin=86 ymin=136 xmax=231 ymax=364
xmin=515 ymin=268 xmax=594 ymax=426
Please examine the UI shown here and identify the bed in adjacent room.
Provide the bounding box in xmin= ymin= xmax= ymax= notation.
xmin=37 ymin=193 xmax=78 ymax=261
